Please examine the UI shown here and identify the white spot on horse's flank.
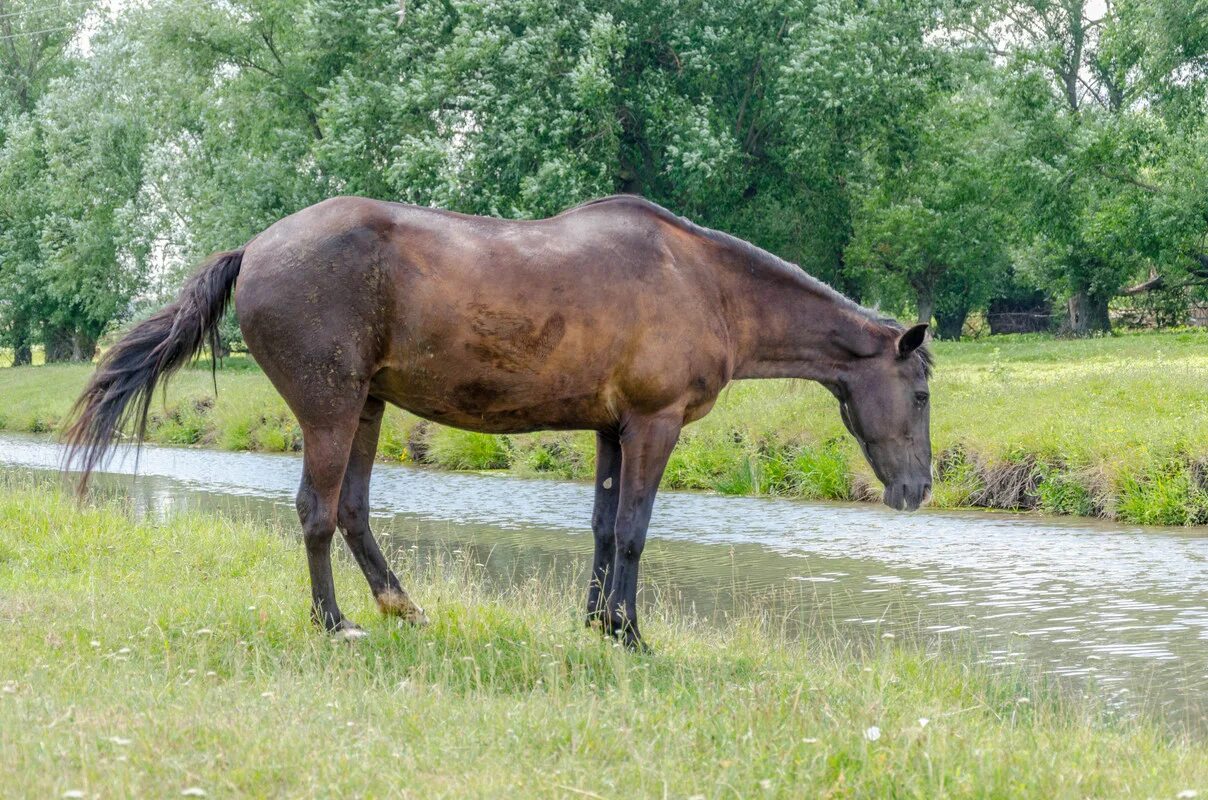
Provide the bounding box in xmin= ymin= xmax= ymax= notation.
xmin=603 ymin=477 xmax=613 ymax=489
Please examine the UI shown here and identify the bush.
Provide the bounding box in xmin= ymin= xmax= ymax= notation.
xmin=425 ymin=428 xmax=511 ymax=470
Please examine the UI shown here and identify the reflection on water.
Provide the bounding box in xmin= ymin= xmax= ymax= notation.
xmin=1 ymin=433 xmax=1205 ymax=729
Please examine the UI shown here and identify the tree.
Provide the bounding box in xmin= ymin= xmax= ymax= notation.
xmin=0 ymin=0 xmax=81 ymax=121
xmin=849 ymin=80 xmax=1012 ymax=338
xmin=959 ymin=0 xmax=1208 ymax=333
xmin=32 ymin=40 xmax=151 ymax=361
xmin=314 ymin=0 xmax=945 ymax=290
xmin=0 ymin=0 xmax=89 ymax=363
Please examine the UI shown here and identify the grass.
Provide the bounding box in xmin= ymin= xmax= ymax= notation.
xmin=0 ymin=481 xmax=1205 ymax=798
xmin=0 ymin=329 xmax=1207 ymax=524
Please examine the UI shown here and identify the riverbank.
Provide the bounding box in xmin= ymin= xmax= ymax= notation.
xmin=1 ymin=330 xmax=1206 ymax=525
xmin=0 ymin=481 xmax=1204 ymax=797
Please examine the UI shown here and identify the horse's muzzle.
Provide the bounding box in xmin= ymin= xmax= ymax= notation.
xmin=883 ymin=481 xmax=931 ymax=512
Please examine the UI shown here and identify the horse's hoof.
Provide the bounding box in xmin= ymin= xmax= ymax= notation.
xmin=376 ymin=589 xmax=429 ymax=626
xmin=337 ymin=626 xmax=369 ymax=642
xmin=627 ymin=637 xmax=652 ymax=655
xmin=611 ymin=621 xmax=649 ymax=653
xmin=324 ymin=618 xmax=366 ymax=641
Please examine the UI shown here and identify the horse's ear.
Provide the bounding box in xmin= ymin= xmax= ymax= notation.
xmin=896 ymin=323 xmax=928 ymax=357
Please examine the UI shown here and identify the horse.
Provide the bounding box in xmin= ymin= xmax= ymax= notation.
xmin=65 ymin=194 xmax=932 ymax=649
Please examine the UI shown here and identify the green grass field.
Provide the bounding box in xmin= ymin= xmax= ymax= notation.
xmin=0 ymin=481 xmax=1205 ymax=798
xmin=1 ymin=329 xmax=1206 ymax=524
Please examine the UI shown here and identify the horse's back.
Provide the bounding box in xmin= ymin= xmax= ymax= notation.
xmin=236 ymin=196 xmax=731 ymax=432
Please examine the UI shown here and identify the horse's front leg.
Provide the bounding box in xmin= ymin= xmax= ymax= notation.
xmin=606 ymin=412 xmax=681 ymax=650
xmin=586 ymin=430 xmax=623 ymax=629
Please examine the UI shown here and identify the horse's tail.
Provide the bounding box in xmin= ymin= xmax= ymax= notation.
xmin=64 ymin=249 xmax=244 ymax=492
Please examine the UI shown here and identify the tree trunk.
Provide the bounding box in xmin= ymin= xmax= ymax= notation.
xmin=935 ymin=306 xmax=968 ymax=341
xmin=1066 ymin=290 xmax=1111 ymax=335
xmin=12 ymin=343 xmax=32 ymax=366
xmin=71 ymin=331 xmax=97 ymax=363
xmin=43 ymin=327 xmax=73 ymax=363
xmin=11 ymin=330 xmax=32 ymax=366
xmin=915 ymin=285 xmax=935 ymax=327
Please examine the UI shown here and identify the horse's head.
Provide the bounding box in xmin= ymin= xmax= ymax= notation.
xmin=826 ymin=322 xmax=933 ymax=511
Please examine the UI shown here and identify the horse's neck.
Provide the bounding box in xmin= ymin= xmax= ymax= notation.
xmin=724 ymin=249 xmax=876 ymax=383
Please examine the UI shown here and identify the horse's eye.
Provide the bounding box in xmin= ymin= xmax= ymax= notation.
xmin=914 ymin=392 xmax=929 ymax=406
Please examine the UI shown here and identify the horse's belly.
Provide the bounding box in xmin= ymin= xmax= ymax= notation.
xmin=369 ymin=366 xmax=615 ymax=434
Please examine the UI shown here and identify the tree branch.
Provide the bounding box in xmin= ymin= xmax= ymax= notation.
xmin=1122 ymin=271 xmax=1163 ymax=295
xmin=1096 ymin=164 xmax=1160 ymax=193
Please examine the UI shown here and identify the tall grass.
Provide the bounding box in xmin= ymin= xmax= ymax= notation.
xmin=0 ymin=481 xmax=1205 ymax=797
xmin=1 ymin=329 xmax=1206 ymax=524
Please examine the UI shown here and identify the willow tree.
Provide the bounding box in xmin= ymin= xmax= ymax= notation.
xmin=962 ymin=0 xmax=1208 ymax=332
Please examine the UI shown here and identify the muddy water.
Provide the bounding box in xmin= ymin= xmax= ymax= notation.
xmin=1 ymin=433 xmax=1205 ymax=729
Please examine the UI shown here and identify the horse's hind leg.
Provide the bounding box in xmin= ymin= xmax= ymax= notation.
xmin=337 ymin=395 xmax=427 ymax=624
xmin=297 ymin=413 xmax=363 ymax=636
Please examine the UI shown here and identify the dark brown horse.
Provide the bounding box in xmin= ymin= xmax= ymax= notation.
xmin=66 ymin=195 xmax=932 ymax=648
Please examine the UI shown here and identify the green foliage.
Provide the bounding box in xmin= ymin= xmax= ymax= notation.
xmin=664 ymin=433 xmax=748 ymax=491
xmin=932 ymin=448 xmax=985 ymax=509
xmin=425 ymin=427 xmax=511 ymax=471
xmin=849 ymin=81 xmax=1013 ymax=335
xmin=149 ymin=399 xmax=209 ymax=445
xmin=978 ymin=0 xmax=1208 ymax=332
xmin=1034 ymin=463 xmax=1098 ymax=517
xmin=515 ymin=433 xmax=594 ymax=480
xmin=1115 ymin=459 xmax=1208 ymax=526
xmin=757 ymin=441 xmax=853 ymax=500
